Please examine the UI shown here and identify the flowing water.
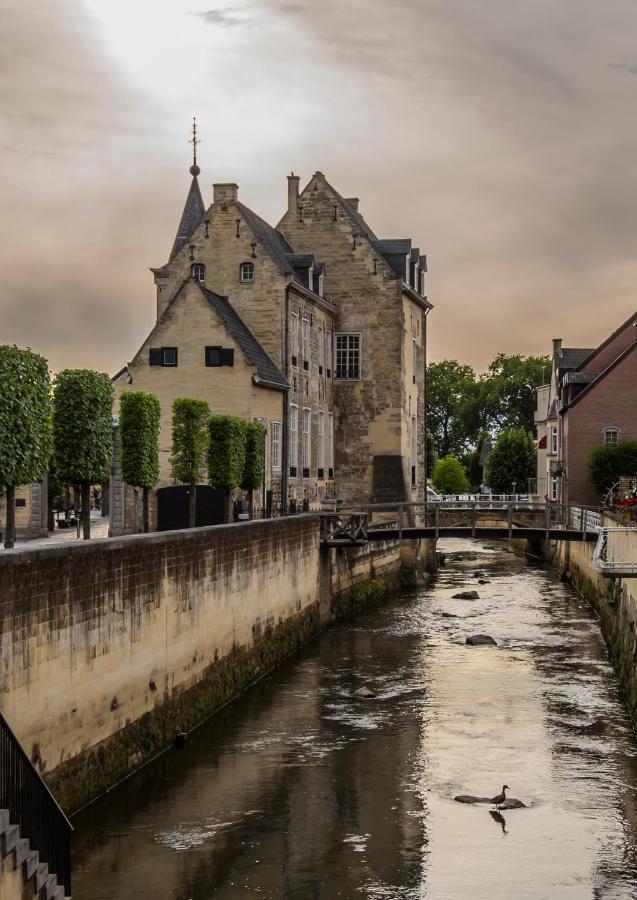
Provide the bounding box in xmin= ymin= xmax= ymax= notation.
xmin=72 ymin=540 xmax=637 ymax=899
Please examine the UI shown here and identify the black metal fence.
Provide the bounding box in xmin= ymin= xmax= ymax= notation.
xmin=0 ymin=710 xmax=72 ymax=895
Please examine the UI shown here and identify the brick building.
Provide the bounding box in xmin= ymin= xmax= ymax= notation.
xmin=113 ymin=155 xmax=431 ymax=515
xmin=536 ymin=312 xmax=637 ymax=505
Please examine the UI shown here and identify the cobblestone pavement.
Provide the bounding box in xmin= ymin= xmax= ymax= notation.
xmin=4 ymin=513 xmax=110 ymax=551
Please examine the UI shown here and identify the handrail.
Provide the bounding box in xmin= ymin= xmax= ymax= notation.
xmin=0 ymin=709 xmax=72 ymax=895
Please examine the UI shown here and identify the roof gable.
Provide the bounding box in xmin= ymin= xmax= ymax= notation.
xmin=564 ymin=342 xmax=636 ymax=410
xmin=170 ymin=176 xmax=206 ymax=262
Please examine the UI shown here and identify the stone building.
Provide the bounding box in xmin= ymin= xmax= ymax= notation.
xmin=113 ymin=155 xmax=431 ymax=519
xmin=535 ymin=312 xmax=637 ymax=505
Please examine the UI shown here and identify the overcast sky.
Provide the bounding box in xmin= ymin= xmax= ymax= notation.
xmin=2 ymin=0 xmax=636 ymax=375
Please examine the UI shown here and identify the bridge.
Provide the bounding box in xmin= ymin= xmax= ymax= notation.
xmin=320 ymin=498 xmax=602 ymax=546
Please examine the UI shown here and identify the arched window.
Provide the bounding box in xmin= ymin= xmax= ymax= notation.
xmin=191 ymin=263 xmax=205 ymax=282
xmin=240 ymin=262 xmax=255 ymax=283
xmin=604 ymin=427 xmax=620 ymax=445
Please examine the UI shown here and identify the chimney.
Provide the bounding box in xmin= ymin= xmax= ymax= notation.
xmin=213 ymin=183 xmax=238 ymax=204
xmin=287 ymin=173 xmax=300 ymax=215
xmin=345 ymin=198 xmax=359 ymax=212
xmin=552 ymin=338 xmax=562 ymax=359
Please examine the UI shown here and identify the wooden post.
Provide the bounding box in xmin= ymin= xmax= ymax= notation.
xmin=398 ymin=505 xmax=403 ymax=541
xmin=508 ymin=501 xmax=513 ymax=539
xmin=471 ymin=502 xmax=476 ymax=537
xmin=545 ymin=500 xmax=550 ymax=539
xmin=435 ymin=503 xmax=439 ymax=540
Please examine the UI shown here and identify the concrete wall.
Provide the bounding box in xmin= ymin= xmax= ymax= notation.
xmin=0 ymin=517 xmax=402 ymax=812
xmin=553 ymin=522 xmax=637 ymax=724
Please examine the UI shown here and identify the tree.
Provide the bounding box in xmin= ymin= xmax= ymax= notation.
xmin=53 ymin=369 xmax=113 ymax=540
xmin=588 ymin=441 xmax=637 ymax=499
xmin=0 ymin=346 xmax=53 ymax=548
xmin=484 ymin=427 xmax=536 ymax=495
xmin=241 ymin=421 xmax=266 ymax=518
xmin=426 ymin=360 xmax=477 ymax=458
xmin=208 ymin=415 xmax=247 ymax=522
xmin=170 ymin=398 xmax=210 ymax=528
xmin=432 ymin=455 xmax=470 ymax=494
xmin=425 ymin=430 xmax=438 ymax=481
xmin=119 ymin=391 xmax=161 ymax=533
xmin=480 ymin=353 xmax=551 ymax=433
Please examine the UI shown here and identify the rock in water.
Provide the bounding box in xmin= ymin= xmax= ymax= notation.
xmin=466 ymin=634 xmax=497 ymax=646
xmin=354 ymin=687 xmax=376 ymax=699
xmin=454 ymin=795 xmax=526 ymax=809
xmin=452 ymin=590 xmax=480 ymax=600
xmin=478 ymin=579 xmax=490 ymax=585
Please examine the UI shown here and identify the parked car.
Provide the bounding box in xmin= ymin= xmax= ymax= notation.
xmin=426 ymin=486 xmax=443 ymax=502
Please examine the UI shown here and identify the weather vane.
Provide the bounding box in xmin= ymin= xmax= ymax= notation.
xmin=189 ymin=117 xmax=201 ymax=176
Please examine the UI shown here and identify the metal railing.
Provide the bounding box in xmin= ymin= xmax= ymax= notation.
xmin=569 ymin=506 xmax=601 ymax=533
xmin=593 ymin=527 xmax=637 ymax=577
xmin=320 ymin=512 xmax=368 ymax=545
xmin=0 ymin=710 xmax=72 ymax=895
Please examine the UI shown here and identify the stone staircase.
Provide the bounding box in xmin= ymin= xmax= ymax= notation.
xmin=0 ymin=810 xmax=67 ymax=899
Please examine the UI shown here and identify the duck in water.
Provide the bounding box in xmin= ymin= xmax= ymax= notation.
xmin=490 ymin=784 xmax=509 ymax=810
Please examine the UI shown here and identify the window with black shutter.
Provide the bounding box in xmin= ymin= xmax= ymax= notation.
xmin=205 ymin=346 xmax=222 ymax=367
xmin=149 ymin=347 xmax=178 ymax=367
xmin=221 ymin=348 xmax=234 ymax=366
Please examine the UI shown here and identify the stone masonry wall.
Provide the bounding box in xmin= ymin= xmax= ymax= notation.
xmin=0 ymin=517 xmax=401 ymax=812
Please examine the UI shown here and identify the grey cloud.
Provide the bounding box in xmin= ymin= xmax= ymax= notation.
xmin=192 ymin=8 xmax=246 ymax=26
xmin=609 ymin=63 xmax=637 ymax=75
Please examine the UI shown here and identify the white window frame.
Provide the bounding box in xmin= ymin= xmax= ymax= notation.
xmin=551 ymin=476 xmax=559 ymax=501
xmin=240 ymin=262 xmax=255 ymax=283
xmin=317 ymin=411 xmax=325 ymax=471
xmin=289 ymin=405 xmax=298 ymax=469
xmin=271 ymin=421 xmax=282 ymax=471
xmin=302 ymin=408 xmax=311 ymax=473
xmin=290 ymin=312 xmax=299 ymax=368
xmin=604 ymin=426 xmax=620 ymax=445
xmin=335 ymin=333 xmax=362 ymax=380
xmin=550 ymin=426 xmax=558 ymax=455
xmin=318 ymin=326 xmax=325 ymax=373
xmin=191 ymin=263 xmax=205 ymax=282
xmin=302 ymin=317 xmax=310 ymax=370
xmin=328 ymin=413 xmax=334 ymax=473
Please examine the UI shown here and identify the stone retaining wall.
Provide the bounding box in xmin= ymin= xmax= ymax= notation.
xmin=0 ymin=517 xmax=402 ymax=812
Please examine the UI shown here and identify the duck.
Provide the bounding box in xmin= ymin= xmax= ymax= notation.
xmin=490 ymin=784 xmax=509 ymax=810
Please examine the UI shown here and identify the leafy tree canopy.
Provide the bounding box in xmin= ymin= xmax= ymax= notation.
xmin=426 ymin=360 xmax=477 ymax=458
xmin=479 ymin=353 xmax=551 ymax=433
xmin=242 ymin=422 xmax=266 ymax=491
xmin=484 ymin=427 xmax=536 ymax=494
xmin=588 ymin=441 xmax=637 ymax=497
xmin=120 ymin=391 xmax=161 ymax=490
xmin=170 ymin=398 xmax=210 ymax=486
xmin=53 ymin=369 xmax=113 ymax=485
xmin=208 ymin=415 xmax=247 ymax=491
xmin=0 ymin=345 xmax=53 ymax=487
xmin=432 ymin=455 xmax=470 ymax=494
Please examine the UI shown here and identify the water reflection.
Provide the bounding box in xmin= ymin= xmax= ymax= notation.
xmin=73 ymin=540 xmax=637 ymax=899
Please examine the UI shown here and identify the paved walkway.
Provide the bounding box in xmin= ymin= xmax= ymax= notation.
xmin=4 ymin=513 xmax=110 ymax=551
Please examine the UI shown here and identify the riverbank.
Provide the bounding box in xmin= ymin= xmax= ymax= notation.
xmin=553 ymin=528 xmax=637 ymax=726
xmin=72 ymin=538 xmax=637 ymax=899
xmin=0 ymin=516 xmax=416 ymax=813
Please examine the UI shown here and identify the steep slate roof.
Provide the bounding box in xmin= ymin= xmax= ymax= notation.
xmin=170 ymin=176 xmax=206 ymax=261
xmin=199 ymin=285 xmax=288 ymax=390
xmin=564 ymin=342 xmax=636 ymax=409
xmin=559 ymin=348 xmax=594 ymax=370
xmin=235 ymin=201 xmax=295 ymax=275
xmin=575 ymin=310 xmax=637 ymax=372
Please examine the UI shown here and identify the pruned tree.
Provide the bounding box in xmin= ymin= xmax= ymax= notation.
xmin=432 ymin=455 xmax=470 ymax=495
xmin=0 ymin=346 xmax=53 ymax=548
xmin=53 ymin=369 xmax=114 ymax=539
xmin=170 ymin=398 xmax=210 ymax=528
xmin=588 ymin=441 xmax=637 ymax=499
xmin=120 ymin=391 xmax=161 ymax=533
xmin=241 ymin=421 xmax=266 ymax=518
xmin=484 ymin=427 xmax=536 ymax=495
xmin=208 ymin=415 xmax=247 ymax=523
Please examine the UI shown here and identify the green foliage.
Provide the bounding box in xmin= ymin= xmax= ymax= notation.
xmin=242 ymin=422 xmax=266 ymax=491
xmin=0 ymin=345 xmax=53 ymax=488
xmin=479 ymin=353 xmax=551 ymax=433
xmin=170 ymin=398 xmax=210 ymax=485
xmin=463 ymin=449 xmax=482 ymax=491
xmin=53 ymin=369 xmax=113 ymax=485
xmin=120 ymin=391 xmax=161 ymax=489
xmin=588 ymin=441 xmax=637 ymax=496
xmin=484 ymin=427 xmax=536 ymax=494
xmin=208 ymin=415 xmax=247 ymax=491
xmin=432 ymin=455 xmax=470 ymax=494
xmin=425 ymin=430 xmax=438 ymax=477
xmin=426 ymin=360 xmax=477 ymax=458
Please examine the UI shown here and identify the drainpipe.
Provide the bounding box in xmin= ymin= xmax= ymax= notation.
xmin=281 ymin=286 xmax=290 ymax=514
xmin=423 ymin=306 xmax=432 ymax=491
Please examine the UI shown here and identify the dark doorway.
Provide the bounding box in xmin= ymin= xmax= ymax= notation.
xmin=156 ymin=485 xmax=226 ymax=531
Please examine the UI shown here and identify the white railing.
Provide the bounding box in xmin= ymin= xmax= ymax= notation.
xmin=592 ymin=527 xmax=637 ymax=577
xmin=569 ymin=507 xmax=601 ymax=533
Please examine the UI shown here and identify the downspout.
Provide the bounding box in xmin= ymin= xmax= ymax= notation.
xmin=423 ymin=306 xmax=431 ymax=490
xmin=281 ymin=286 xmax=290 ymax=514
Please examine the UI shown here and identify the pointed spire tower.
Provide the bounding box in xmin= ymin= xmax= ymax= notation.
xmin=169 ymin=118 xmax=206 ymax=261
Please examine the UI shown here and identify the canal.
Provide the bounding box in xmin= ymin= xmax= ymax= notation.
xmin=72 ymin=539 xmax=637 ymax=899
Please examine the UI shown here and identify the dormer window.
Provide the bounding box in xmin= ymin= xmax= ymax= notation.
xmin=240 ymin=262 xmax=255 ymax=283
xmin=405 ymin=256 xmax=410 ymax=283
xmin=308 ymin=265 xmax=314 ymax=289
xmin=191 ymin=263 xmax=205 ymax=282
